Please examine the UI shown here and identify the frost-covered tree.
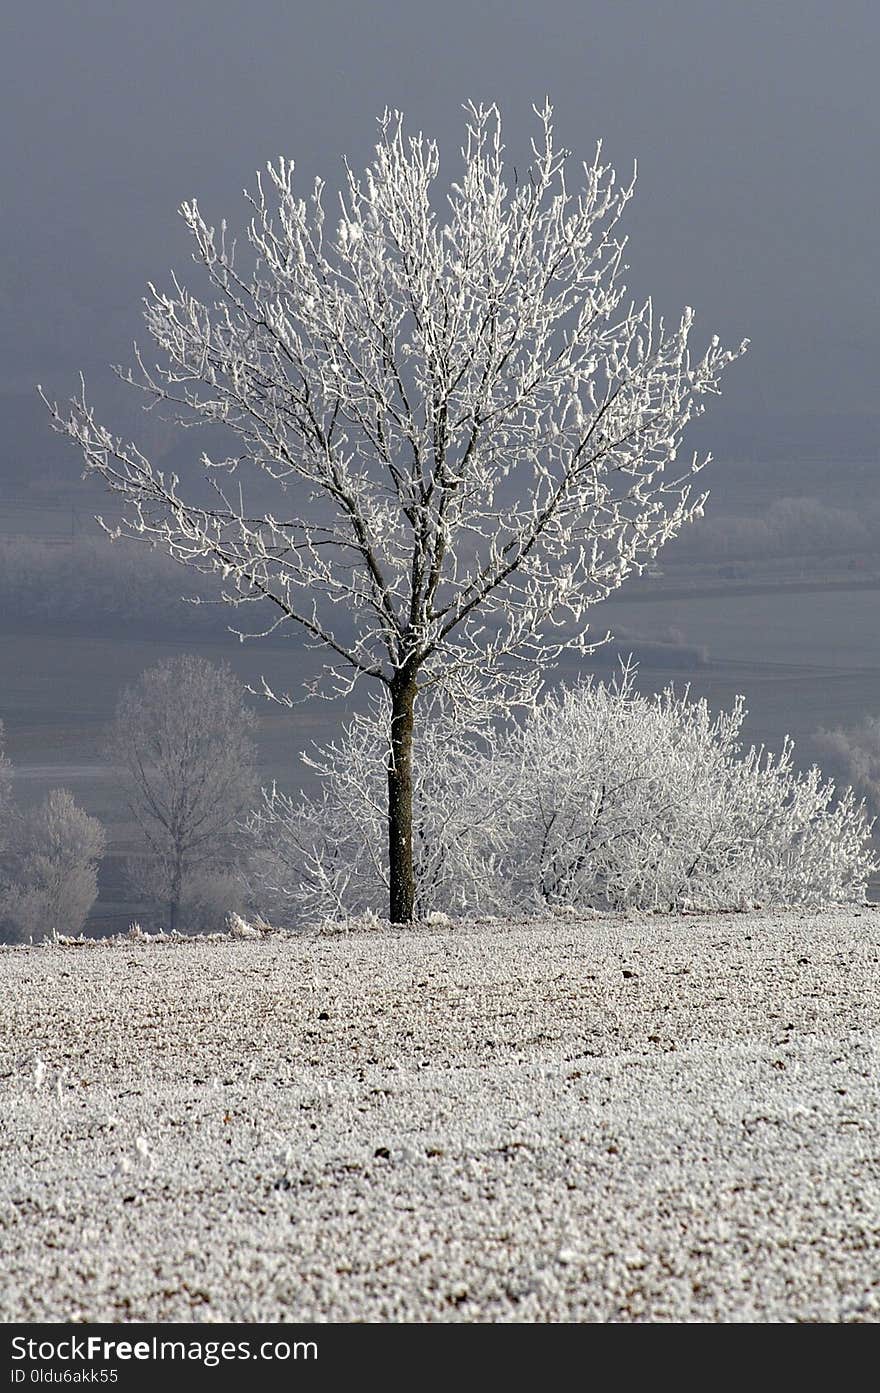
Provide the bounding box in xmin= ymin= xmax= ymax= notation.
xmin=247 ymin=675 xmax=875 ymax=921
xmin=107 ymin=656 xmax=257 ymax=931
xmin=1 ymin=789 xmax=105 ymax=943
xmin=44 ymin=101 xmax=746 ymax=921
xmin=814 ymin=716 xmax=880 ymax=827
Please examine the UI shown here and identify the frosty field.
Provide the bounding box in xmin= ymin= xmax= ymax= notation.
xmin=2 ymin=912 xmax=880 ymax=1323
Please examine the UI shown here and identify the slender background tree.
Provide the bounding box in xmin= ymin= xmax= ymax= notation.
xmin=106 ymin=655 xmax=257 ymax=932
xmin=45 ymin=101 xmax=746 ymax=922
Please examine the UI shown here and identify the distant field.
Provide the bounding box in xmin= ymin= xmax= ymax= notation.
xmin=2 ymin=911 xmax=879 ymax=1322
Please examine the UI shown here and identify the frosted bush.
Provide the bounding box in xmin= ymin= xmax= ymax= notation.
xmin=494 ymin=674 xmax=875 ymax=911
xmin=246 ymin=673 xmax=876 ymax=922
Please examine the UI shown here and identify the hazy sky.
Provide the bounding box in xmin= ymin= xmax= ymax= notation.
xmin=2 ymin=0 xmax=878 ymax=456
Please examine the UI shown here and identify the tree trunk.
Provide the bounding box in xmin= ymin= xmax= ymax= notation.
xmin=388 ymin=674 xmax=417 ymax=923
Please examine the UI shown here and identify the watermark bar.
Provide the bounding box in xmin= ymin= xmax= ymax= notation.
xmin=2 ymin=1324 xmax=595 ymax=1388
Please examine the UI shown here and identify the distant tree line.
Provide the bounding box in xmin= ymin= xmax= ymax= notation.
xmin=670 ymin=495 xmax=880 ymax=565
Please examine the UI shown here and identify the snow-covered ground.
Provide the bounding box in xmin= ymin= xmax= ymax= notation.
xmin=2 ymin=911 xmax=879 ymax=1323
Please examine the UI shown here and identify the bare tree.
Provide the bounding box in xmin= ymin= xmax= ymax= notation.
xmin=1 ymin=789 xmax=105 ymax=943
xmin=45 ymin=101 xmax=746 ymax=922
xmin=107 ymin=655 xmax=257 ymax=931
